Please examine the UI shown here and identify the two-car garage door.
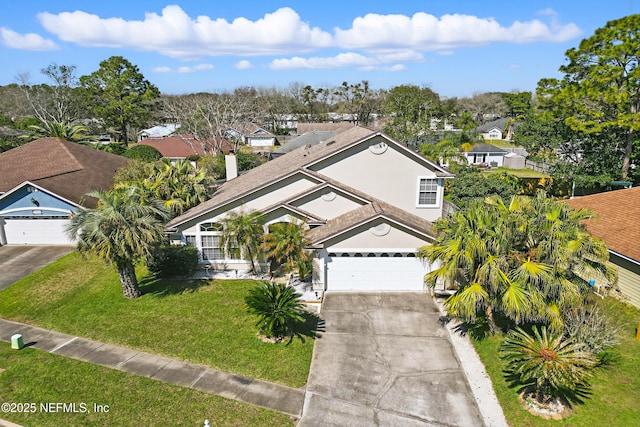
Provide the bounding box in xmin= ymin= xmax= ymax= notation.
xmin=326 ymin=253 xmax=428 ymax=291
xmin=2 ymin=218 xmax=74 ymax=245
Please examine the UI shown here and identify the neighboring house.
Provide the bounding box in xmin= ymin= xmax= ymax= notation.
xmin=462 ymin=142 xmax=507 ymax=167
xmin=166 ymin=127 xmax=455 ymax=292
xmin=0 ymin=138 xmax=128 ymax=245
xmin=268 ymin=130 xmax=337 ymax=160
xmin=135 ymin=135 xmax=232 ymax=165
xmin=565 ymin=187 xmax=640 ymax=308
xmin=138 ymin=124 xmax=180 ymax=141
xmin=477 ymin=118 xmax=507 ymax=140
xmin=227 ymin=124 xmax=278 ymax=148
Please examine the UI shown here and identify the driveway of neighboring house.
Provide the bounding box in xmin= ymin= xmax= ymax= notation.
xmin=0 ymin=246 xmax=74 ymax=291
xmin=298 ymin=292 xmax=485 ymax=427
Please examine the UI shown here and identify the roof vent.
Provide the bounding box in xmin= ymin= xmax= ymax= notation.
xmin=326 ymin=140 xmax=336 ymax=146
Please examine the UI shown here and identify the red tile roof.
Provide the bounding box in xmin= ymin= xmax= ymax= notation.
xmin=564 ymin=187 xmax=640 ymax=263
xmin=0 ymin=138 xmax=129 ymax=207
xmin=136 ymin=135 xmax=232 ymax=158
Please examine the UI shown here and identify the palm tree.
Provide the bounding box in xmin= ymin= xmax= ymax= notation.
xmin=67 ymin=185 xmax=169 ymax=299
xmin=261 ymin=221 xmax=311 ymax=277
xmin=220 ymin=209 xmax=265 ymax=273
xmin=500 ymin=326 xmax=597 ymax=405
xmin=145 ymin=159 xmax=212 ymax=217
xmin=245 ymin=281 xmax=306 ymax=340
xmin=23 ymin=120 xmax=91 ymax=142
xmin=419 ymin=192 xmax=615 ymax=332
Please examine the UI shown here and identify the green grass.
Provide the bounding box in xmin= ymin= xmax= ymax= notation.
xmin=0 ymin=253 xmax=315 ymax=388
xmin=472 ymin=297 xmax=640 ymax=426
xmin=0 ymin=342 xmax=293 ymax=427
xmin=484 ymin=167 xmax=550 ymax=178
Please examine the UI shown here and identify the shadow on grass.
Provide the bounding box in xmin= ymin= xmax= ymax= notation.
xmin=139 ymin=275 xmax=212 ymax=297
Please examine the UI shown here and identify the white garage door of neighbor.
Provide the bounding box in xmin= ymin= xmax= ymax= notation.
xmin=4 ymin=218 xmax=74 ymax=245
xmin=326 ymin=255 xmax=428 ymax=291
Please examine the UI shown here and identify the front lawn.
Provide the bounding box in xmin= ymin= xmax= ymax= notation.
xmin=484 ymin=167 xmax=550 ymax=178
xmin=0 ymin=253 xmax=315 ymax=388
xmin=472 ymin=297 xmax=640 ymax=426
xmin=0 ymin=342 xmax=293 ymax=427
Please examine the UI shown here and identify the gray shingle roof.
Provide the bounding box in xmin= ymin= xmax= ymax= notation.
xmin=272 ymin=131 xmax=336 ymax=155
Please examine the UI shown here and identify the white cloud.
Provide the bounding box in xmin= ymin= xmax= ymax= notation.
xmin=153 ymin=64 xmax=214 ymax=73
xmin=0 ymin=27 xmax=58 ymax=50
xmin=235 ymin=60 xmax=254 ymax=70
xmin=270 ymin=52 xmax=377 ymax=69
xmin=388 ymin=64 xmax=406 ymax=72
xmin=37 ymin=6 xmax=332 ymax=59
xmin=334 ymin=11 xmax=581 ymax=50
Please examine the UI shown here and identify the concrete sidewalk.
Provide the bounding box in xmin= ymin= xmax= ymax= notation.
xmin=0 ymin=318 xmax=304 ymax=418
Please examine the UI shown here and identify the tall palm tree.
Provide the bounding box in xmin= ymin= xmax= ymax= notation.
xmin=261 ymin=221 xmax=311 ymax=276
xmin=419 ymin=192 xmax=615 ymax=332
xmin=220 ymin=209 xmax=265 ymax=273
xmin=67 ymin=185 xmax=169 ymax=299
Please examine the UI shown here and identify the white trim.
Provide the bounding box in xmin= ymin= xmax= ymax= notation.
xmin=325 ymin=247 xmax=419 ymax=253
xmin=415 ymin=177 xmax=442 ymax=208
xmin=0 ymin=181 xmax=81 ymax=209
xmin=0 ymin=207 xmax=73 ymax=216
xmin=609 ymin=249 xmax=640 ymax=267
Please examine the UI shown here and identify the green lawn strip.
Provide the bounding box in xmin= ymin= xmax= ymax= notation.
xmin=471 ymin=298 xmax=640 ymax=427
xmin=0 ymin=343 xmax=293 ymax=427
xmin=0 ymin=253 xmax=315 ymax=388
xmin=483 ymin=167 xmax=550 ymax=178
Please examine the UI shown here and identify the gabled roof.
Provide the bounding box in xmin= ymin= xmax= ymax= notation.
xmin=0 ymin=138 xmax=128 ymax=207
xmin=136 ymin=135 xmax=231 ymax=158
xmin=477 ymin=118 xmax=507 ymax=133
xmin=167 ymin=126 xmax=453 ymax=229
xmin=466 ymin=142 xmax=506 ymax=154
xmin=564 ymin=187 xmax=640 ymax=263
xmin=306 ymin=200 xmax=434 ymax=246
xmin=272 ymin=131 xmax=336 ymax=155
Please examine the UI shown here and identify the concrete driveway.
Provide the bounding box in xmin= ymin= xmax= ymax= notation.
xmin=0 ymin=245 xmax=74 ymax=291
xmin=299 ymin=292 xmax=484 ymax=427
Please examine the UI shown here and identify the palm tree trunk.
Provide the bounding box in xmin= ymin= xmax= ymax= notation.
xmin=116 ymin=261 xmax=142 ymax=299
xmin=485 ymin=305 xmax=498 ymax=333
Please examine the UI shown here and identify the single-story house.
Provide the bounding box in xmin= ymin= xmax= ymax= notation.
xmin=565 ymin=187 xmax=640 ymax=308
xmin=135 ymin=134 xmax=232 ymax=165
xmin=462 ymin=142 xmax=507 ymax=167
xmin=227 ymin=124 xmax=277 ymax=148
xmin=0 ymin=138 xmax=129 ymax=245
xmin=166 ymin=126 xmax=455 ymax=292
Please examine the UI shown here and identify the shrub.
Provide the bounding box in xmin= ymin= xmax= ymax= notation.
xmin=500 ymin=326 xmax=597 ymax=405
xmin=563 ymin=303 xmax=620 ymax=357
xmin=244 ymin=282 xmax=306 ymax=340
xmin=147 ymin=244 xmax=199 ymax=278
xmin=123 ymin=144 xmax=163 ymax=162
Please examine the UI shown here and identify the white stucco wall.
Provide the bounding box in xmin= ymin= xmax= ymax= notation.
xmin=309 ymin=137 xmax=444 ymax=222
xmin=290 ymin=188 xmax=365 ymax=220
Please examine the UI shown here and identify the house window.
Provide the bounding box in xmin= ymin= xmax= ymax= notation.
xmin=417 ymin=178 xmax=438 ymax=206
xmin=200 ymin=222 xmax=223 ymax=232
xmin=201 ymin=235 xmax=223 ymax=260
xmin=185 ymin=235 xmax=197 ymax=247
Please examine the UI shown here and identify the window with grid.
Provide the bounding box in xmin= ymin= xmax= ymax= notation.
xmin=418 ymin=178 xmax=438 ymax=206
xmin=201 ymin=235 xmax=224 ymax=260
xmin=184 ymin=235 xmax=197 ymax=247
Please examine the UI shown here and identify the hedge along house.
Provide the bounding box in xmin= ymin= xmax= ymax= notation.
xmin=0 ymin=138 xmax=129 ymax=245
xmin=166 ymin=126 xmax=455 ymax=292
xmin=565 ymin=187 xmax=640 ymax=308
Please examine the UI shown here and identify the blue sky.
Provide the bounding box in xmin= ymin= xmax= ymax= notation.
xmin=1 ymin=1 xmax=637 ymax=98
